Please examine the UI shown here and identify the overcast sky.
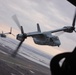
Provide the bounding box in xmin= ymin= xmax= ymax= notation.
xmin=0 ymin=0 xmax=76 ymax=56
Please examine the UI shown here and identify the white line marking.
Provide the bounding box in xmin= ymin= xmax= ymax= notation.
xmin=0 ymin=50 xmax=8 ymax=55
xmin=29 ymin=70 xmax=35 ymax=74
xmin=11 ymin=73 xmax=16 ymax=75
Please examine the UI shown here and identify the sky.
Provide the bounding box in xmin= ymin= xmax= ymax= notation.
xmin=0 ymin=0 xmax=76 ymax=56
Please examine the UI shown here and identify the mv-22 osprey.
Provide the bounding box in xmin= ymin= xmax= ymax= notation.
xmin=0 ymin=27 xmax=14 ymax=38
xmin=11 ymin=9 xmax=76 ymax=57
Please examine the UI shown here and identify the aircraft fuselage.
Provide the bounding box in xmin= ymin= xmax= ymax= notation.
xmin=33 ymin=35 xmax=61 ymax=47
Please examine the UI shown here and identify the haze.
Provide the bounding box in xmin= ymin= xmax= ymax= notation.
xmin=0 ymin=0 xmax=76 ymax=56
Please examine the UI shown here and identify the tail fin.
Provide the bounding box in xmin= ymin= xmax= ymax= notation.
xmin=37 ymin=23 xmax=41 ymax=32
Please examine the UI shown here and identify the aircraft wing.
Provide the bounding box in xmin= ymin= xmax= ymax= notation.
xmin=27 ymin=28 xmax=66 ymax=37
xmin=44 ymin=28 xmax=66 ymax=34
xmin=27 ymin=32 xmax=43 ymax=37
xmin=67 ymin=0 xmax=76 ymax=6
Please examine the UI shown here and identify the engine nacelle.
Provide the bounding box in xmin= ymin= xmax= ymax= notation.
xmin=63 ymin=26 xmax=74 ymax=33
xmin=16 ymin=34 xmax=24 ymax=41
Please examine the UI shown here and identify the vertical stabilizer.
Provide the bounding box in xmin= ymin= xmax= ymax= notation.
xmin=37 ymin=23 xmax=41 ymax=32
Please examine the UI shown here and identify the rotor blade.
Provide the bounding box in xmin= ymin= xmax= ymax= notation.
xmin=10 ymin=27 xmax=15 ymax=36
xmin=72 ymin=9 xmax=76 ymax=27
xmin=10 ymin=27 xmax=12 ymax=33
xmin=11 ymin=33 xmax=15 ymax=36
xmin=12 ymin=14 xmax=21 ymax=31
xmin=21 ymin=26 xmax=24 ymax=34
xmin=11 ymin=40 xmax=24 ymax=57
xmin=2 ymin=31 xmax=3 ymax=34
xmin=8 ymin=27 xmax=12 ymax=34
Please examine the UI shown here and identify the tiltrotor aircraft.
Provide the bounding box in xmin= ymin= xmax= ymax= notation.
xmin=11 ymin=9 xmax=76 ymax=57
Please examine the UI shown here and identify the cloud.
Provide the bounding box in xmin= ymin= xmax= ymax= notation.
xmin=0 ymin=0 xmax=76 ymax=55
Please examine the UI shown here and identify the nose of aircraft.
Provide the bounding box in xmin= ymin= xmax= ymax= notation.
xmin=55 ymin=41 xmax=61 ymax=47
